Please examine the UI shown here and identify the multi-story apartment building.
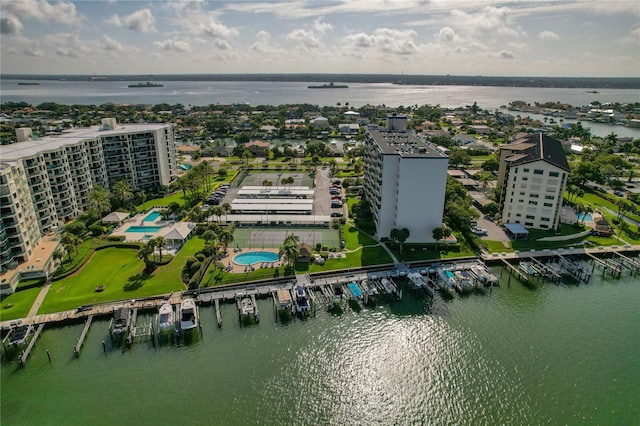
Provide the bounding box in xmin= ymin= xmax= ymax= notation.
xmin=0 ymin=119 xmax=177 ymax=293
xmin=497 ymin=133 xmax=570 ymax=230
xmin=363 ymin=119 xmax=448 ymax=243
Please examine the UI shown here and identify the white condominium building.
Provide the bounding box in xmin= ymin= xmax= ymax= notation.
xmin=363 ymin=123 xmax=448 ymax=243
xmin=497 ymin=133 xmax=570 ymax=230
xmin=0 ymin=119 xmax=177 ymax=272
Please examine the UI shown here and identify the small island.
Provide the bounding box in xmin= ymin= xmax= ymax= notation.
xmin=18 ymin=82 xmax=40 ymax=85
xmin=308 ymin=82 xmax=349 ymax=89
xmin=128 ymin=82 xmax=164 ymax=88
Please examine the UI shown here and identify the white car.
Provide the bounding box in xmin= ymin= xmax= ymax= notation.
xmin=471 ymin=226 xmax=488 ymax=235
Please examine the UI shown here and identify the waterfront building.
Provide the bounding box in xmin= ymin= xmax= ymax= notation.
xmin=362 ymin=118 xmax=448 ymax=243
xmin=0 ymin=119 xmax=177 ymax=293
xmin=497 ymin=133 xmax=570 ymax=230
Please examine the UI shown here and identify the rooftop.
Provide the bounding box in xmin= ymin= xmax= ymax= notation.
xmin=504 ymin=133 xmax=570 ymax=171
xmin=0 ymin=123 xmax=171 ymax=162
xmin=367 ymin=129 xmax=446 ymax=158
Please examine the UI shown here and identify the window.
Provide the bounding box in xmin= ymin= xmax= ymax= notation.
xmin=541 ymin=217 xmax=550 ymax=222
xmin=523 ymin=168 xmax=529 ymax=172
xmin=516 ymin=213 xmax=522 ymax=217
xmin=534 ymin=169 xmax=543 ymax=175
xmin=549 ymin=171 xmax=559 ymax=177
xmin=545 ymin=195 xmax=555 ymax=200
xmin=522 ymin=177 xmax=528 ymax=181
xmin=528 ymin=201 xmax=538 ymax=205
xmin=518 ymin=199 xmax=523 ymax=203
xmin=519 ymin=192 xmax=525 ymax=196
xmin=544 ymin=202 xmax=553 ymax=207
xmin=525 ymin=222 xmax=534 ymax=227
xmin=540 ymin=224 xmax=549 ymax=229
xmin=514 ymin=168 xmax=518 ymax=173
xmin=526 ymin=215 xmax=535 ymax=219
xmin=531 ymin=194 xmax=539 ymax=198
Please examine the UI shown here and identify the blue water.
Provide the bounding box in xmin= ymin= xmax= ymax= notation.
xmin=348 ymin=283 xmax=362 ymax=298
xmin=576 ymin=213 xmax=593 ymax=222
xmin=126 ymin=225 xmax=163 ymax=233
xmin=143 ymin=211 xmax=161 ymax=222
xmin=233 ymin=251 xmax=279 ymax=265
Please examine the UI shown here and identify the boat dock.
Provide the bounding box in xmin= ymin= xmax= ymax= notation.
xmin=500 ymin=259 xmax=531 ymax=285
xmin=528 ymin=257 xmax=561 ymax=282
xmin=19 ymin=323 xmax=44 ymax=366
xmin=585 ymin=253 xmax=622 ymax=278
xmin=73 ymin=315 xmax=93 ymax=356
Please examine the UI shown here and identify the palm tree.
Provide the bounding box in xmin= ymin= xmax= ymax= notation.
xmin=221 ymin=202 xmax=232 ymax=222
xmin=61 ymin=233 xmax=81 ymax=260
xmin=218 ymin=229 xmax=234 ymax=250
xmin=111 ymin=180 xmax=133 ymax=209
xmin=52 ymin=248 xmax=65 ymax=265
xmin=432 ymin=227 xmax=444 ymax=253
xmin=153 ymin=236 xmax=166 ymax=263
xmin=88 ymin=184 xmax=111 ymax=218
xmin=396 ymin=228 xmax=410 ymax=253
xmin=279 ymin=241 xmax=299 ymax=268
xmin=283 ymin=233 xmax=300 ymax=247
xmin=242 ymin=150 xmax=253 ymax=167
xmin=137 ymin=244 xmax=154 ymax=272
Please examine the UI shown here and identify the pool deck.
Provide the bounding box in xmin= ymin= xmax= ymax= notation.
xmin=225 ymin=248 xmax=281 ymax=274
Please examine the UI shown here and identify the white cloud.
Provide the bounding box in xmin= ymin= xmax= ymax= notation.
xmin=538 ymin=31 xmax=560 ymax=41
xmin=155 ymin=38 xmax=192 ymax=53
xmin=343 ymin=28 xmax=417 ymax=55
xmin=3 ymin=0 xmax=78 ymax=25
xmin=24 ymin=47 xmax=44 ymax=57
xmin=198 ymin=20 xmax=239 ymax=39
xmin=102 ymin=35 xmax=123 ymax=52
xmin=1 ymin=17 xmax=23 ymax=34
xmin=212 ymin=39 xmax=233 ymax=51
xmin=108 ymin=8 xmax=156 ymax=33
xmin=452 ymin=6 xmax=522 ymax=37
xmin=286 ymin=29 xmax=321 ymax=49
xmin=437 ymin=27 xmax=457 ymax=43
xmin=498 ymin=50 xmax=515 ymax=59
xmin=313 ymin=17 xmax=332 ymax=34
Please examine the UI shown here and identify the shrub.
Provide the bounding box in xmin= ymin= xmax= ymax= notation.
xmin=89 ymin=224 xmax=105 ymax=236
xmin=106 ymin=235 xmax=126 ymax=242
xmin=195 ymin=253 xmax=206 ymax=262
xmin=188 ymin=271 xmax=202 ymax=289
xmin=190 ymin=261 xmax=202 ymax=275
xmin=65 ymin=220 xmax=86 ymax=236
xmin=315 ymin=242 xmax=322 ymax=251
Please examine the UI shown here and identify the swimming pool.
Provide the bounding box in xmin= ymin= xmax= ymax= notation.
xmin=233 ymin=251 xmax=279 ymax=266
xmin=126 ymin=225 xmax=163 ymax=233
xmin=143 ymin=211 xmax=161 ymax=222
xmin=576 ymin=213 xmax=594 ymax=222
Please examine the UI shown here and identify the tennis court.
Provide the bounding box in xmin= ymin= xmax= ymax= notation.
xmin=233 ymin=227 xmax=341 ymax=250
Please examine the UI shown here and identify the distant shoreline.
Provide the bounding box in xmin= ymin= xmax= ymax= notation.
xmin=2 ymin=74 xmax=639 ymax=89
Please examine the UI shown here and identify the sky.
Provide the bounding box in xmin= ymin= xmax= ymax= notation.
xmin=1 ymin=0 xmax=639 ymax=77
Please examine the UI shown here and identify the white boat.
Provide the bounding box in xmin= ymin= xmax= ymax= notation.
xmin=240 ymin=297 xmax=254 ymax=316
xmin=179 ymin=298 xmax=198 ymax=331
xmin=470 ymin=264 xmax=498 ymax=284
xmin=110 ymin=307 xmax=131 ymax=336
xmin=519 ymin=262 xmax=537 ymax=276
xmin=455 ymin=271 xmax=474 ymax=288
xmin=294 ymin=285 xmax=311 ymax=312
xmin=437 ymin=268 xmax=457 ymax=288
xmin=158 ymin=302 xmax=174 ymax=332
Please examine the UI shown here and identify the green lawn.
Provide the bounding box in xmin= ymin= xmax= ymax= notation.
xmin=137 ymin=191 xmax=186 ymax=211
xmin=0 ymin=287 xmax=41 ymax=321
xmin=342 ymin=223 xmax=377 ymax=249
xmin=484 ymin=240 xmax=513 ymax=252
xmin=570 ymin=191 xmax=640 ymax=224
xmin=39 ymin=239 xmax=203 ymax=314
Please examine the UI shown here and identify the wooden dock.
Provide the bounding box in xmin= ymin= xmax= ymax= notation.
xmin=73 ymin=315 xmax=93 ymax=356
xmin=586 ymin=253 xmax=622 ymax=278
xmin=501 ymin=259 xmax=531 ymax=285
xmin=19 ymin=323 xmax=44 ymax=366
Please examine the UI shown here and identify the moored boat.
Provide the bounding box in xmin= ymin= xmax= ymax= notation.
xmin=9 ymin=324 xmax=33 ymax=346
xmin=179 ymin=298 xmax=198 ymax=331
xmin=294 ymin=285 xmax=311 ymax=313
xmin=240 ymin=297 xmax=254 ymax=316
xmin=158 ymin=302 xmax=174 ymax=332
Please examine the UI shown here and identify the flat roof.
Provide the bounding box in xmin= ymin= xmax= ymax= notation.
xmin=237 ymin=188 xmax=315 ymax=196
xmin=231 ymin=198 xmax=313 ymax=205
xmin=213 ymin=214 xmax=331 ymax=224
xmin=0 ymin=123 xmax=171 ymax=162
xmin=231 ymin=203 xmax=312 ymax=212
xmin=504 ymin=223 xmax=529 ymax=235
xmin=367 ymin=129 xmax=445 ymax=158
xmin=241 ymin=186 xmax=310 ymax=191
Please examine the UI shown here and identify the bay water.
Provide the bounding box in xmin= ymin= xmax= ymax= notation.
xmin=2 ymin=272 xmax=638 ymax=425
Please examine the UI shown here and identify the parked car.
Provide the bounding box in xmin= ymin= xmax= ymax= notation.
xmin=471 ymin=226 xmax=488 ymax=235
xmin=330 ymin=212 xmax=343 ymax=217
xmin=614 ymin=190 xmax=625 ymax=197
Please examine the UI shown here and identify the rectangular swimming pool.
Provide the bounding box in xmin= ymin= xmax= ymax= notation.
xmin=126 ymin=225 xmax=163 ymax=233
xmin=143 ymin=211 xmax=161 ymax=222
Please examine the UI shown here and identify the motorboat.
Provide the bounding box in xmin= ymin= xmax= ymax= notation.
xmin=470 ymin=264 xmax=498 ymax=284
xmin=519 ymin=262 xmax=537 ymax=276
xmin=9 ymin=324 xmax=33 ymax=346
xmin=110 ymin=307 xmax=131 ymax=337
xmin=295 ymin=285 xmax=311 ymax=312
xmin=158 ymin=302 xmax=174 ymax=332
xmin=455 ymin=271 xmax=474 ymax=288
xmin=179 ymin=298 xmax=198 ymax=331
xmin=240 ymin=297 xmax=254 ymax=316
xmin=437 ymin=268 xmax=457 ymax=288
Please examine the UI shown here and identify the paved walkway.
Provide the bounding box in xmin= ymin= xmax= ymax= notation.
xmin=25 ymin=281 xmax=52 ymax=320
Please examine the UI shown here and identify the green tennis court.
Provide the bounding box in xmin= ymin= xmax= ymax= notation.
xmin=233 ymin=227 xmax=340 ymax=249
